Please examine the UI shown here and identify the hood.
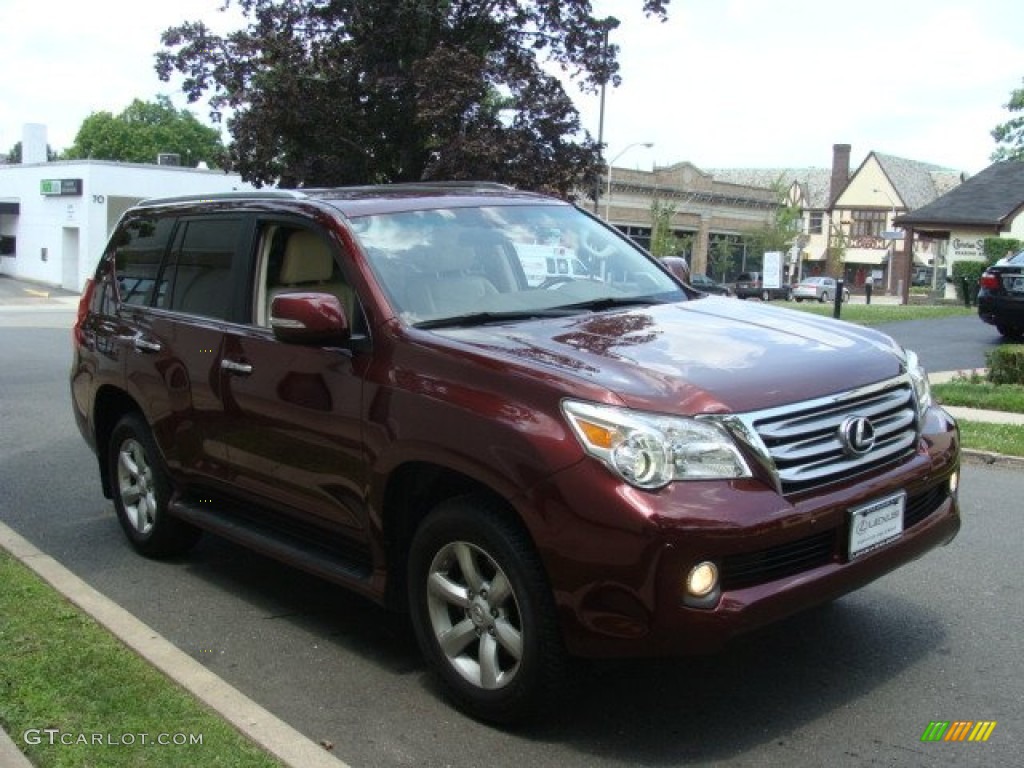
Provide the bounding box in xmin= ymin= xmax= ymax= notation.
xmin=432 ymin=298 xmax=907 ymax=414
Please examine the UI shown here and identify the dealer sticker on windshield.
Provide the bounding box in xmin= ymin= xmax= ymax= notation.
xmin=849 ymin=491 xmax=906 ymax=559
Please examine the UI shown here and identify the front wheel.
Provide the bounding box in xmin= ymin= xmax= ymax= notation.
xmin=408 ymin=495 xmax=566 ymax=724
xmin=761 ymin=289 xmax=770 ymax=301
xmin=819 ymin=291 xmax=830 ymax=303
xmin=108 ymin=413 xmax=201 ymax=557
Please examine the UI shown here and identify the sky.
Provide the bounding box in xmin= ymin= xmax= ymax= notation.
xmin=2 ymin=0 xmax=1023 ymax=175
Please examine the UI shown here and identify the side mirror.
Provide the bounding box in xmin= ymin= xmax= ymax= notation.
xmin=270 ymin=292 xmax=350 ymax=344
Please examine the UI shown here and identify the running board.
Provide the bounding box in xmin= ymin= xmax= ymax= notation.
xmin=169 ymin=499 xmax=374 ymax=589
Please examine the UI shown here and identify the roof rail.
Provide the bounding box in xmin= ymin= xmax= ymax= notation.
xmin=137 ymin=189 xmax=309 ymax=206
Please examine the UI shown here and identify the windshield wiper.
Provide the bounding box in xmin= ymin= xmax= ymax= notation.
xmin=557 ymin=296 xmax=669 ymax=313
xmin=413 ymin=308 xmax=581 ymax=329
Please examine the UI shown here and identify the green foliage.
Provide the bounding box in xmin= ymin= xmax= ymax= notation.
xmin=155 ymin=1 xmax=668 ymax=192
xmin=62 ymin=96 xmax=224 ymax=167
xmin=746 ymin=177 xmax=802 ymax=259
xmin=708 ymin=236 xmax=738 ymax=280
xmin=649 ymin=199 xmax=687 ymax=257
xmin=991 ymin=77 xmax=1024 ymax=162
xmin=984 ymin=236 xmax=1023 ymax=262
xmin=986 ymin=344 xmax=1024 ymax=385
xmin=951 ymin=259 xmax=987 ymax=302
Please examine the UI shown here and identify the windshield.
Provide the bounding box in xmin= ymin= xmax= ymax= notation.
xmin=348 ymin=203 xmax=685 ymax=325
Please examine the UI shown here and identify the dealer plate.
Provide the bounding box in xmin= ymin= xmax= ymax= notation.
xmin=849 ymin=491 xmax=905 ymax=559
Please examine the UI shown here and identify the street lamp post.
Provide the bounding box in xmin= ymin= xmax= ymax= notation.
xmin=604 ymin=142 xmax=654 ymax=222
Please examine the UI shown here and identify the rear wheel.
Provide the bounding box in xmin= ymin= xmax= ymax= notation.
xmin=108 ymin=413 xmax=201 ymax=557
xmin=408 ymin=495 xmax=566 ymax=724
xmin=761 ymin=289 xmax=770 ymax=301
xmin=997 ymin=324 xmax=1024 ymax=340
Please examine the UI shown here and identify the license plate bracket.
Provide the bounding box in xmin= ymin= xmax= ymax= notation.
xmin=848 ymin=491 xmax=905 ymax=559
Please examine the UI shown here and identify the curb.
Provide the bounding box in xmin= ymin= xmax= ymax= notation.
xmin=0 ymin=522 xmax=349 ymax=768
xmin=0 ymin=726 xmax=33 ymax=768
xmin=961 ymin=448 xmax=1024 ymax=469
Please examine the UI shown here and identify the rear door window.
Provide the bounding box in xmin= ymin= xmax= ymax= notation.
xmin=162 ymin=218 xmax=247 ymax=321
xmin=111 ymin=216 xmax=176 ymax=307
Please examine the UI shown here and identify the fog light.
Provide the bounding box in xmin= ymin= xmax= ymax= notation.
xmin=949 ymin=470 xmax=959 ymax=495
xmin=686 ymin=561 xmax=719 ymax=598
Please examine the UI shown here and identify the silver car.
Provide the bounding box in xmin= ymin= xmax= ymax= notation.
xmin=792 ymin=276 xmax=850 ymax=303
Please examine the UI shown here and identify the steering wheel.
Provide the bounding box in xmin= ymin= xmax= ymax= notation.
xmin=539 ymin=276 xmax=574 ymax=289
xmin=583 ymin=230 xmax=614 ymax=258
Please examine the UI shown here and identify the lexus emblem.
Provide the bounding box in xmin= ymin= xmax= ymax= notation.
xmin=839 ymin=416 xmax=876 ymax=456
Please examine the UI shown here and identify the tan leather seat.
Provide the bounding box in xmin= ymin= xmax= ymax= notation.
xmin=267 ymin=230 xmax=355 ymax=324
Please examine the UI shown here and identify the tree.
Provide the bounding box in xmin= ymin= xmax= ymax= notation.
xmin=991 ymin=77 xmax=1024 ymax=162
xmin=155 ymin=0 xmax=669 ymax=192
xmin=747 ymin=177 xmax=802 ymax=260
xmin=63 ymin=96 xmax=225 ymax=167
xmin=649 ymin=198 xmax=688 ymax=258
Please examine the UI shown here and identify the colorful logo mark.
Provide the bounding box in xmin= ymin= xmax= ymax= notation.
xmin=921 ymin=721 xmax=997 ymax=742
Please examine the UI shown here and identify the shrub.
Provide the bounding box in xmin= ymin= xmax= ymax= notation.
xmin=951 ymin=260 xmax=987 ymax=303
xmin=986 ymin=344 xmax=1024 ymax=385
xmin=984 ymin=237 xmax=1023 ymax=263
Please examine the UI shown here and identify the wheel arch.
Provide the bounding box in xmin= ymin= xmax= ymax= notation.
xmin=93 ymin=385 xmax=146 ymax=498
xmin=379 ymin=461 xmax=538 ymax=612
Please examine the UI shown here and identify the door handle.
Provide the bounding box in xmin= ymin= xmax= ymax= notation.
xmin=220 ymin=359 xmax=253 ymax=375
xmin=131 ymin=335 xmax=162 ymax=353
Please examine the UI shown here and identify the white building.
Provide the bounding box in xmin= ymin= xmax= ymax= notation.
xmin=1 ymin=126 xmax=255 ymax=292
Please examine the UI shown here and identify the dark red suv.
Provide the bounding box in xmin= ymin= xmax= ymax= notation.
xmin=71 ymin=184 xmax=960 ymax=723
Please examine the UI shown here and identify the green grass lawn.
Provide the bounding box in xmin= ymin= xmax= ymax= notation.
xmin=0 ymin=551 xmax=282 ymax=768
xmin=932 ymin=377 xmax=1024 ymax=458
xmin=781 ymin=302 xmax=973 ymax=326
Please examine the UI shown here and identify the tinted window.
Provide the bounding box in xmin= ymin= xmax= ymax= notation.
xmin=164 ymin=218 xmax=243 ymax=321
xmin=112 ymin=216 xmax=175 ymax=306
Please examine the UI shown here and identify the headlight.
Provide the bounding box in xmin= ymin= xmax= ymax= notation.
xmin=905 ymin=349 xmax=932 ymax=415
xmin=561 ymin=400 xmax=751 ymax=489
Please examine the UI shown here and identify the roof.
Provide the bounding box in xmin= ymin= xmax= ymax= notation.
xmin=894 ymin=162 xmax=1024 ymax=231
xmin=872 ymin=153 xmax=964 ymax=210
xmin=704 ymin=167 xmax=833 ymax=209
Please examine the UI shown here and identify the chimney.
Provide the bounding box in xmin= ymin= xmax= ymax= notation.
xmin=829 ymin=143 xmax=851 ymax=205
xmin=21 ymin=123 xmax=48 ymax=164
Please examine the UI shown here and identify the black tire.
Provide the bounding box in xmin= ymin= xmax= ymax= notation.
xmin=760 ymin=289 xmax=770 ymax=302
xmin=408 ymin=495 xmax=566 ymax=724
xmin=108 ymin=413 xmax=201 ymax=557
xmin=819 ymin=291 xmax=830 ymax=303
xmin=997 ymin=324 xmax=1024 ymax=340
xmin=794 ymin=297 xmax=803 ymax=303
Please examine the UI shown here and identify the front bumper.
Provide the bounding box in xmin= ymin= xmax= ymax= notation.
xmin=527 ymin=406 xmax=960 ymax=658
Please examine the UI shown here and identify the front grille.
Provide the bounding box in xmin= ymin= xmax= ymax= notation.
xmin=719 ymin=530 xmax=835 ymax=590
xmin=731 ymin=377 xmax=919 ymax=496
xmin=717 ymin=481 xmax=950 ymax=591
xmin=905 ymin=482 xmax=948 ymax=528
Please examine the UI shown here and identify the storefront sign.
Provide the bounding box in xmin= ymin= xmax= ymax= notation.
xmin=40 ymin=179 xmax=83 ymax=197
xmin=949 ymin=232 xmax=984 ymax=261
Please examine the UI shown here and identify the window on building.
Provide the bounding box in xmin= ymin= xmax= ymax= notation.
xmin=851 ymin=210 xmax=886 ymax=238
xmin=614 ymin=225 xmax=653 ymax=251
xmin=808 ymin=211 xmax=823 ymax=235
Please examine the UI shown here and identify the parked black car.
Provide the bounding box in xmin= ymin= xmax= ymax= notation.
xmin=734 ymin=271 xmax=791 ymax=301
xmin=689 ymin=273 xmax=733 ymax=296
xmin=978 ymin=250 xmax=1024 ymax=339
